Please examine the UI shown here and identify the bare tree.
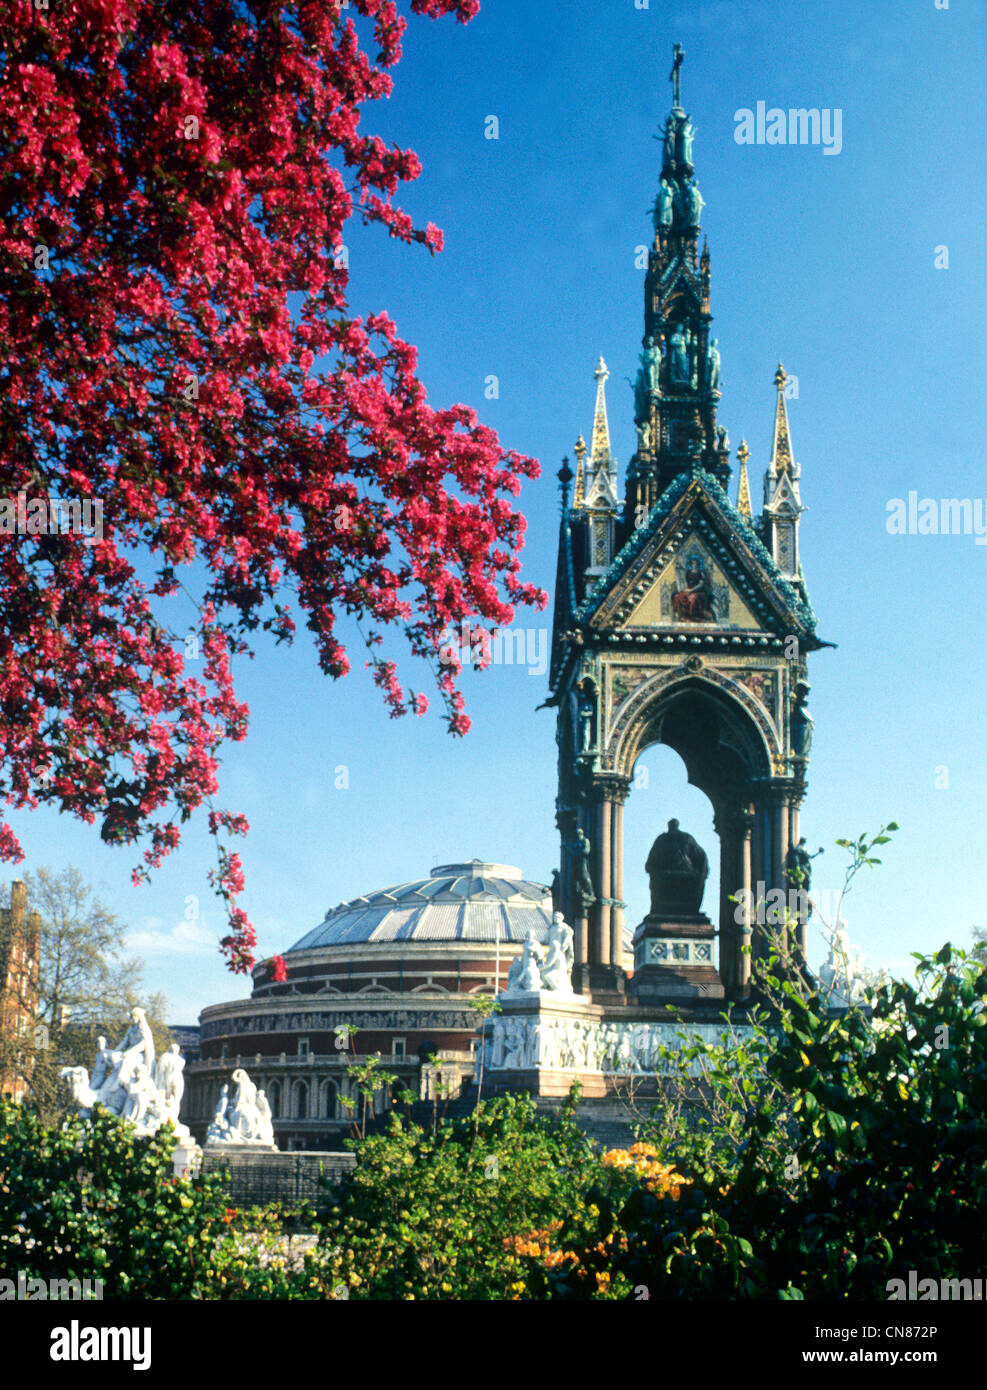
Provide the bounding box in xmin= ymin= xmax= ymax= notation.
xmin=3 ymin=867 xmax=171 ymax=1123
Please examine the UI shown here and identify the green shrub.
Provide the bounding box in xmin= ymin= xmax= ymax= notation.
xmin=529 ymin=944 xmax=987 ymax=1299
xmin=0 ymin=1103 xmax=320 ymax=1298
xmin=318 ymin=1088 xmax=604 ymax=1300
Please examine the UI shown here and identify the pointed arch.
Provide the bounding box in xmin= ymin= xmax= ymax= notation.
xmin=607 ymin=666 xmax=778 ymax=786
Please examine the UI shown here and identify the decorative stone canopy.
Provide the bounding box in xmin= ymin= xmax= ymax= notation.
xmin=286 ymin=860 xmax=554 ymax=951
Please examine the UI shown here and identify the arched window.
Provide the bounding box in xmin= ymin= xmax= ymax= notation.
xmin=295 ymin=1080 xmax=309 ymax=1120
xmin=266 ymin=1079 xmax=281 ymax=1119
xmin=321 ymin=1079 xmax=338 ymax=1119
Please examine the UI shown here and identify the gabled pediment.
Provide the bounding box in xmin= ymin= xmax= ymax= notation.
xmin=585 ymin=471 xmax=619 ymax=510
xmin=623 ymin=541 xmax=760 ymax=629
xmin=582 ymin=471 xmax=813 ymax=637
xmin=765 ymin=472 xmax=800 ymax=516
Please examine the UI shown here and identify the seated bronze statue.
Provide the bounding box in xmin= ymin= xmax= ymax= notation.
xmin=645 ymin=818 xmax=709 ymax=916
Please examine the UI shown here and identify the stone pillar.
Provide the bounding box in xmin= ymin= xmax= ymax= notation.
xmin=777 ymin=798 xmax=790 ymax=892
xmin=557 ymin=808 xmax=588 ymax=968
xmin=714 ymin=807 xmax=755 ymax=999
xmin=597 ymin=798 xmax=612 ymax=967
xmin=713 ymin=809 xmax=736 ymax=994
xmin=789 ymin=794 xmax=808 ymax=958
xmin=749 ymin=786 xmax=777 ymax=966
xmin=738 ymin=813 xmax=753 ymax=995
xmin=582 ymin=775 xmax=630 ymax=1000
xmin=610 ymin=799 xmax=625 ymax=969
xmin=749 ymin=779 xmax=799 ymax=972
xmin=575 ymin=914 xmax=589 ymax=967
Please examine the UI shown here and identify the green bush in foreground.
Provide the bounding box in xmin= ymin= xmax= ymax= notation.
xmin=523 ymin=943 xmax=987 ymax=1299
xmin=0 ymin=1104 xmax=314 ymax=1298
xmin=319 ymin=1089 xmax=605 ymax=1299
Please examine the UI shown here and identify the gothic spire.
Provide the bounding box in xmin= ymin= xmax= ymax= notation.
xmin=584 ymin=357 xmax=618 ymax=512
xmin=573 ymin=433 xmax=586 ymax=509
xmin=736 ymin=440 xmax=753 ymax=520
xmin=589 ymin=357 xmax=615 ymax=486
xmin=620 ymin=43 xmax=729 ymax=540
xmin=768 ymin=363 xmax=795 ymax=479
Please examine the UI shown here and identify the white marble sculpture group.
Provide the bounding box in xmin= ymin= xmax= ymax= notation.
xmin=205 ymin=1068 xmax=276 ymax=1148
xmin=504 ymin=913 xmax=575 ymax=998
xmin=60 ymin=1007 xmax=190 ymax=1140
xmin=818 ymin=920 xmax=878 ymax=1009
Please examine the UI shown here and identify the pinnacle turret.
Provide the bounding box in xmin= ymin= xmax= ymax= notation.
xmin=761 ymin=365 xmax=807 ymax=595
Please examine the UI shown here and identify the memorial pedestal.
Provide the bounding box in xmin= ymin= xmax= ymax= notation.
xmin=480 ymin=991 xmax=607 ymax=1098
xmin=629 ymin=913 xmax=724 ymax=1003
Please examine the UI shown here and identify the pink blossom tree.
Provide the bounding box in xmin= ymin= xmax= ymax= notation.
xmin=0 ymin=0 xmax=544 ymax=977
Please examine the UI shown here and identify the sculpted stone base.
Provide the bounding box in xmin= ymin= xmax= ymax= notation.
xmin=629 ymin=913 xmax=724 ymax=1003
xmin=479 ymin=990 xmax=748 ymax=1096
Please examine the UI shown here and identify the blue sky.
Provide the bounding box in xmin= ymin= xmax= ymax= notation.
xmin=10 ymin=0 xmax=986 ymax=1020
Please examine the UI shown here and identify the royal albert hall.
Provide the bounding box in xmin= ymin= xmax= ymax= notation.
xmin=186 ymin=861 xmax=629 ymax=1150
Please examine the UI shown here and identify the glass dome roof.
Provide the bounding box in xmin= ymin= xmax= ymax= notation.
xmin=286 ymin=860 xmax=554 ymax=952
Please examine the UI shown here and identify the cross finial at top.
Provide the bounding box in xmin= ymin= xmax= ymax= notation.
xmin=670 ymin=43 xmax=685 ymax=108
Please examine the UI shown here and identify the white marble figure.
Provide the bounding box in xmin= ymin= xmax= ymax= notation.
xmin=207 ymin=1084 xmax=232 ymax=1142
xmin=119 ymin=1005 xmax=156 ymax=1073
xmin=61 ymin=1065 xmax=100 ymax=1112
xmin=120 ymin=1062 xmax=158 ymax=1128
xmin=491 ymin=1020 xmax=507 ymax=1070
xmin=539 ymin=938 xmax=572 ymax=995
xmin=547 ymin=912 xmax=574 ymax=972
xmin=90 ymin=1036 xmax=114 ymax=1093
xmin=506 ymin=1018 xmax=526 ymax=1069
xmin=819 ymin=920 xmax=873 ymax=1009
xmin=504 ymin=932 xmax=544 ymax=996
xmin=154 ymin=1043 xmax=186 ymax=1122
xmin=525 ymin=1020 xmax=545 ymax=1069
xmin=60 ymin=1011 xmax=190 ymax=1141
xmin=255 ymin=1089 xmax=274 ymax=1145
xmin=206 ymin=1068 xmax=277 ymax=1147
